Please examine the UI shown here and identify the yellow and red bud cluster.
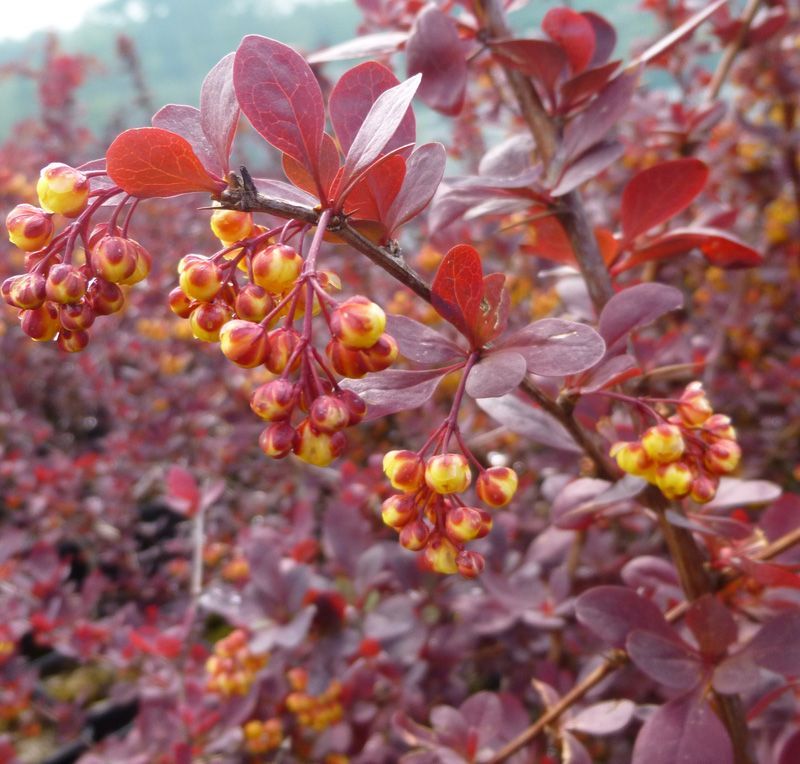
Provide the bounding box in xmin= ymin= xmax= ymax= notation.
xmin=2 ymin=164 xmax=152 ymax=352
xmin=242 ymin=718 xmax=283 ymax=755
xmin=610 ymin=382 xmax=740 ymax=502
xmin=325 ymin=297 xmax=396 ymax=379
xmin=285 ymin=673 xmax=344 ymax=733
xmin=380 ymin=451 xmax=519 ymax=577
xmin=205 ymin=629 xmax=268 ymax=697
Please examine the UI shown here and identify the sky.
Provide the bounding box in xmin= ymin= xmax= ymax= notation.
xmin=1 ymin=0 xmax=108 ymax=41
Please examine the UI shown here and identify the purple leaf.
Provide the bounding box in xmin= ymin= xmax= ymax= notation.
xmin=234 ymin=35 xmax=325 ymax=182
xmin=152 ymin=104 xmax=221 ymax=176
xmin=777 ymin=730 xmax=800 ymax=764
xmin=430 ymin=706 xmax=468 ymax=749
xmin=562 ymin=732 xmax=592 ymax=764
xmin=490 ymin=38 xmax=567 ymax=101
xmin=552 ymin=475 xmax=645 ymax=530
xmin=631 ymin=693 xmax=733 ymax=764
xmin=338 ymin=75 xmax=421 ymax=198
xmin=342 ymin=368 xmax=445 ymax=420
xmin=475 ymin=394 xmax=581 ymax=453
xmin=598 ymin=283 xmax=683 ymax=354
xmin=385 ymin=143 xmax=446 ymax=234
xmin=550 ymin=140 xmax=624 ymax=196
xmin=406 ymin=5 xmax=467 ymax=116
xmin=308 ymin=31 xmax=408 ymax=63
xmin=712 ymin=650 xmax=761 ymax=694
xmin=559 ymin=61 xmax=621 ymax=111
xmin=250 ymin=606 xmax=315 ymax=652
xmin=626 ymin=629 xmax=702 ymax=690
xmin=685 ymin=595 xmax=737 ymax=658
xmin=200 ymin=52 xmax=238 ymax=174
xmin=575 ymin=586 xmax=673 ymax=647
xmin=252 ymin=177 xmax=318 ymax=207
xmin=497 ymin=318 xmax=606 ymax=376
xmin=705 ymin=478 xmax=782 ymax=509
xmin=385 ymin=315 xmax=465 ymax=365
xmin=584 ymin=11 xmax=617 ymax=66
xmin=746 ymin=612 xmax=800 ymax=676
xmin=578 ymin=353 xmax=640 ymax=392
xmin=465 ymin=351 xmax=527 ymax=399
xmin=566 ymin=699 xmax=635 ymax=735
xmin=560 ymin=69 xmax=639 ymax=162
xmin=329 ymin=61 xmax=414 ymax=157
xmin=460 ymin=692 xmax=502 ymax=741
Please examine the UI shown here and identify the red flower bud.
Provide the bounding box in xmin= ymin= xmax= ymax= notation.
xmin=58 ymin=301 xmax=95 ymax=332
xmin=219 ymin=320 xmax=270 ymax=367
xmin=168 ymin=286 xmax=195 ymax=318
xmin=46 ymin=264 xmax=87 ymax=304
xmin=189 ymin=302 xmax=231 ymax=342
xmin=266 ymin=328 xmax=301 ymax=374
xmin=6 ymin=204 xmax=54 ymax=251
xmin=179 ymin=257 xmax=224 ymax=301
xmin=361 ymin=333 xmax=398 ymax=373
xmin=90 ymin=236 xmax=139 ymax=284
xmin=252 ymin=244 xmax=302 ymax=293
xmin=475 ymin=466 xmax=519 ymax=508
xmin=87 ymin=279 xmax=125 ymax=315
xmin=330 ymin=296 xmax=386 ymax=349
xmin=399 ymin=519 xmax=430 ymax=551
xmin=425 ymin=453 xmax=471 ymax=494
xmin=456 ymin=550 xmax=485 ymax=579
xmin=2 ymin=273 xmax=46 ymax=310
xmin=250 ymin=379 xmax=298 ymax=422
xmin=259 ymin=422 xmax=297 ymax=458
xmin=382 ymin=450 xmax=425 ymax=493
xmin=57 ymin=329 xmax=90 ymax=353
xmin=309 ymin=394 xmax=351 ymax=434
xmin=381 ymin=494 xmax=417 ymax=529
xmin=21 ymin=302 xmax=59 ymax=341
xmin=37 ymin=163 xmax=90 ymax=217
xmin=235 ymin=284 xmax=273 ymax=322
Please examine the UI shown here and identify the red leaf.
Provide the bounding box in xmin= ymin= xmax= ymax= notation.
xmin=283 ymin=133 xmax=340 ymax=200
xmin=621 ymin=158 xmax=709 ymax=242
xmin=542 ymin=7 xmax=596 ymax=74
xmin=234 ymin=35 xmax=325 ymax=186
xmin=200 ymin=52 xmax=239 ymax=174
xmin=342 ymin=154 xmax=406 ymax=225
xmin=614 ymin=227 xmax=762 ymax=273
xmin=431 ymin=244 xmax=484 ymax=343
xmin=406 ymin=5 xmax=467 ymax=116
xmin=491 ymin=39 xmax=567 ymax=101
xmin=165 ymin=466 xmax=200 ymax=517
xmin=329 ymin=61 xmax=415 ymax=157
xmin=583 ymin=11 xmax=617 ymax=66
xmin=106 ymin=127 xmax=225 ymax=198
xmin=308 ymin=31 xmax=408 ymax=64
xmin=559 ymin=60 xmax=621 ymax=111
xmin=152 ymin=104 xmax=221 ymax=177
xmin=522 ymin=214 xmax=576 ymax=265
xmin=475 ymin=272 xmax=510 ymax=346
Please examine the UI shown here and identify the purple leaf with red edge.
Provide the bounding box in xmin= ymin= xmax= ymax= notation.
xmin=234 ymin=35 xmax=325 ymax=184
xmin=496 ymin=318 xmax=606 ymax=376
xmin=559 ymin=61 xmax=621 ymax=111
xmin=385 ymin=315 xmax=465 ymax=365
xmin=329 ymin=61 xmax=415 ymax=157
xmin=475 ymin=272 xmax=510 ymax=345
xmin=385 ymin=142 xmax=446 ymax=235
xmin=583 ymin=11 xmax=617 ymax=66
xmin=406 ymin=5 xmax=467 ymax=116
xmin=342 ymin=369 xmax=447 ymax=420
xmin=475 ymin=394 xmax=581 ymax=453
xmin=465 ymin=350 xmax=527 ymax=399
xmin=337 ymin=75 xmax=421 ymax=200
xmin=200 ymin=52 xmax=238 ymax=174
xmin=283 ymin=132 xmax=340 ymax=200
xmin=542 ymin=7 xmax=596 ymax=74
xmin=631 ymin=693 xmax=733 ymax=764
xmin=575 ymin=586 xmax=674 ymax=647
xmin=252 ymin=177 xmax=318 ymax=207
xmin=598 ymin=283 xmax=683 ymax=354
xmin=685 ymin=595 xmax=737 ymax=659
xmin=632 ymin=0 xmax=729 ymax=67
xmin=626 ymin=629 xmax=702 ymax=690
xmin=560 ymin=69 xmax=638 ymax=162
xmin=490 ymin=39 xmax=567 ymax=101
xmin=621 ymin=158 xmax=708 ymax=242
xmin=431 ymin=244 xmax=484 ymax=342
xmin=308 ymin=31 xmax=408 ymax=64
xmin=551 ymin=140 xmax=624 ymax=196
xmin=152 ymin=104 xmax=221 ymax=177
xmin=565 ymin=700 xmax=635 ymax=735
xmin=106 ymin=127 xmax=226 ymax=198
xmin=165 ymin=466 xmax=200 ymax=517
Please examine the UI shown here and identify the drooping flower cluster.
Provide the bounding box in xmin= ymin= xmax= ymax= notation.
xmin=610 ymin=382 xmax=741 ymax=502
xmin=381 ymin=449 xmax=518 ymax=577
xmin=242 ymin=717 xmax=283 ymax=755
xmin=169 ymin=208 xmax=398 ymax=466
xmin=2 ymin=163 xmax=151 ymax=351
xmin=284 ymin=669 xmax=344 ymax=733
xmin=204 ymin=629 xmax=267 ymax=696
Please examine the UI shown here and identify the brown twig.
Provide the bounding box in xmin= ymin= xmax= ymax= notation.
xmin=707 ymin=0 xmax=763 ymax=101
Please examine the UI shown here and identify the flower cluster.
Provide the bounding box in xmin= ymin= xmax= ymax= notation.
xmin=204 ymin=629 xmax=267 ymax=696
xmin=169 ymin=209 xmax=397 ymax=466
xmin=381 ymin=449 xmax=518 ymax=577
xmin=285 ymin=669 xmax=344 ymax=733
xmin=242 ymin=717 xmax=283 ymax=755
xmin=2 ymin=163 xmax=150 ymax=352
xmin=610 ymin=382 xmax=741 ymax=502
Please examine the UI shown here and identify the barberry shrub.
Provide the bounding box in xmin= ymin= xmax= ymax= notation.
xmin=1 ymin=2 xmax=800 ymax=763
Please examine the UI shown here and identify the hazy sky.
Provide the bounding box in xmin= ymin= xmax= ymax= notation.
xmin=1 ymin=0 xmax=108 ymax=40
